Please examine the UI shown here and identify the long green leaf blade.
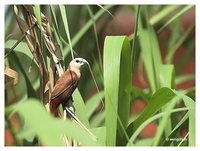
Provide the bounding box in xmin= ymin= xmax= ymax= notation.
xmin=104 ymin=36 xmax=131 ymax=146
xmin=59 ymin=5 xmax=74 ymax=59
xmin=73 ymin=89 xmax=90 ymax=127
xmin=128 ymin=107 xmax=187 ymax=145
xmin=172 ymin=90 xmax=195 ymax=146
xmin=126 ymin=87 xmax=176 ymax=141
xmin=33 ymin=5 xmax=42 ymax=27
xmin=63 ymin=5 xmax=113 ymax=58
xmin=158 ymin=5 xmax=194 ymax=33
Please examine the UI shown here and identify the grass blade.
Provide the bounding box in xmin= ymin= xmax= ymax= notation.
xmin=149 ymin=5 xmax=179 ymax=25
xmin=50 ymin=5 xmax=63 ymax=51
xmin=62 ymin=5 xmax=113 ymax=58
xmin=172 ymin=90 xmax=195 ymax=146
xmin=128 ymin=107 xmax=187 ymax=145
xmin=161 ymin=112 xmax=189 ymax=146
xmin=86 ymin=5 xmax=103 ymax=70
xmin=59 ymin=5 xmax=74 ymax=59
xmin=104 ymin=36 xmax=132 ymax=145
xmin=131 ymin=5 xmax=140 ymax=76
xmin=129 ymin=5 xmax=180 ymax=41
xmin=138 ymin=7 xmax=162 ymax=92
xmin=126 ymin=87 xmax=176 ymax=141
xmin=33 ymin=5 xmax=42 ymax=28
xmin=158 ymin=5 xmax=194 ymax=33
xmin=152 ymin=97 xmax=177 ymax=146
xmin=175 ymin=74 xmax=195 ymax=85
xmin=97 ymin=5 xmax=114 ymax=17
xmin=156 ymin=65 xmax=175 ymax=144
xmin=166 ymin=23 xmax=194 ymax=63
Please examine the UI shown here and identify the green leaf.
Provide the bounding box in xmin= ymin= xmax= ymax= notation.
xmin=172 ymin=90 xmax=195 ymax=146
xmin=85 ymin=91 xmax=104 ymax=119
xmin=166 ymin=23 xmax=194 ymax=63
xmin=12 ymin=99 xmax=62 ymax=146
xmin=5 ymin=40 xmax=33 ymax=59
xmin=159 ymin=64 xmax=175 ymax=88
xmin=63 ymin=5 xmax=113 ymax=58
xmin=161 ymin=112 xmax=189 ymax=146
xmin=128 ymin=107 xmax=187 ymax=145
xmin=17 ymin=118 xmax=36 ymax=142
xmin=153 ymin=64 xmax=175 ymax=146
xmin=7 ymin=52 xmax=38 ymax=98
xmin=127 ymin=87 xmax=195 ymax=146
xmin=158 ymin=5 xmax=194 ymax=33
xmin=135 ymin=138 xmax=153 ymax=146
xmin=175 ymin=74 xmax=195 ymax=85
xmin=176 ymin=39 xmax=195 ymax=74
xmin=126 ymin=87 xmax=176 ymax=143
xmin=149 ymin=5 xmax=179 ymax=25
xmin=59 ymin=5 xmax=74 ymax=59
xmin=90 ymin=111 xmax=105 ymax=128
xmin=92 ymin=127 xmax=106 ymax=146
xmin=138 ymin=7 xmax=162 ymax=92
xmin=73 ymin=89 xmax=90 ymax=128
xmin=5 ymin=6 xmax=15 ymax=36
xmin=167 ymin=18 xmax=181 ymax=52
xmin=131 ymin=5 xmax=140 ymax=76
xmin=152 ymin=97 xmax=177 ymax=146
xmin=50 ymin=5 xmax=63 ymax=52
xmin=33 ymin=5 xmax=42 ymax=27
xmin=86 ymin=5 xmax=102 ymax=70
xmin=5 ymin=40 xmax=40 ymax=98
xmin=104 ymin=36 xmax=132 ymax=145
xmin=50 ymin=5 xmax=60 ymax=38
xmin=11 ymin=99 xmax=99 ymax=146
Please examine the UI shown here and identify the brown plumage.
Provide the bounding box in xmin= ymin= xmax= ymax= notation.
xmin=50 ymin=70 xmax=79 ymax=114
xmin=50 ymin=58 xmax=88 ymax=114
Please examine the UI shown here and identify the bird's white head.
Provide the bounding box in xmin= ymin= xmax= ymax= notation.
xmin=69 ymin=58 xmax=88 ymax=70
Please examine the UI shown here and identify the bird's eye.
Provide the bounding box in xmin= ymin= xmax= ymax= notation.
xmin=76 ymin=60 xmax=80 ymax=63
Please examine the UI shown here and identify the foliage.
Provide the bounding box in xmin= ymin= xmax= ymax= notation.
xmin=5 ymin=5 xmax=195 ymax=146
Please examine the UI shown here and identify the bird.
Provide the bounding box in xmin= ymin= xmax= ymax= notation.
xmin=50 ymin=57 xmax=97 ymax=141
xmin=50 ymin=58 xmax=88 ymax=115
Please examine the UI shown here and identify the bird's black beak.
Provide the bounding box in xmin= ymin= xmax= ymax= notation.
xmin=81 ymin=59 xmax=89 ymax=65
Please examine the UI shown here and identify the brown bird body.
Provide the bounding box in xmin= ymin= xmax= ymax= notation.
xmin=50 ymin=58 xmax=88 ymax=114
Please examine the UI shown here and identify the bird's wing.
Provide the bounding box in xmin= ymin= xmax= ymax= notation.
xmin=50 ymin=70 xmax=79 ymax=100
